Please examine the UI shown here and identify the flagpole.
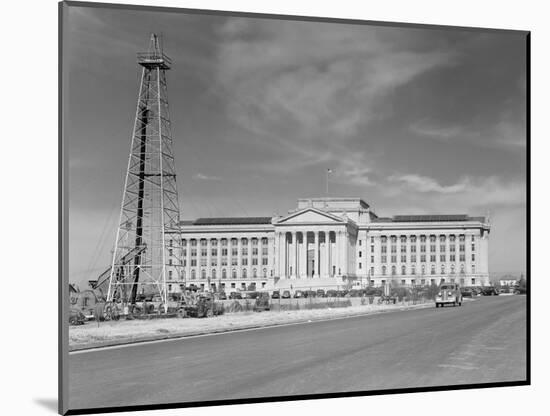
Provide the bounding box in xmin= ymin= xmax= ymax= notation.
xmin=326 ymin=169 xmax=329 ymax=195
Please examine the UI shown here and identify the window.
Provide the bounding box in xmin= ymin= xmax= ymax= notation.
xmin=420 ymin=235 xmax=427 ymax=243
xmin=359 ymin=262 xmax=362 ymax=269
xmin=371 ymin=256 xmax=374 ymax=263
xmin=221 ymin=239 xmax=228 ymax=247
xmin=440 ymin=255 xmax=446 ymax=262
xmin=471 ymin=278 xmax=476 ymax=285
xmin=262 ymin=258 xmax=268 ymax=265
xmin=253 ymin=268 xmax=257 ymax=278
xmin=391 ymin=255 xmax=397 ymax=263
xmin=439 ymin=235 xmax=446 ymax=243
xmin=168 ymin=271 xmax=172 ymax=279
xmin=231 ymin=283 xmax=236 ymax=288
xmin=459 ymin=254 xmax=466 ymax=262
xmin=252 ymin=238 xmax=258 ymax=246
xmin=401 ymin=246 xmax=406 ymax=253
xmin=211 ymin=259 xmax=217 ymax=267
xmin=459 ymin=234 xmax=465 ymax=242
xmin=471 ymin=243 xmax=475 ymax=251
xmin=450 ymin=245 xmax=455 ymax=252
xmin=212 ymin=269 xmax=216 ymax=279
xmin=201 ymin=239 xmax=207 ymax=247
xmin=169 ymin=249 xmax=173 ymax=256
xmin=382 ymin=266 xmax=387 ymax=275
xmin=430 ymin=255 xmax=436 ymax=262
xmin=430 ymin=244 xmax=436 ymax=253
xmin=381 ymin=236 xmax=387 ymax=243
xmin=422 ymin=265 xmax=426 ymax=275
xmin=411 ymin=245 xmax=417 ymax=253
xmin=411 ymin=255 xmax=417 ymax=263
xmin=242 ymin=258 xmax=248 ymax=266
xmin=400 ymin=236 xmax=407 ymax=244
xmin=262 ymin=247 xmax=268 ymax=256
xmin=200 ymin=258 xmax=207 ymax=267
xmin=391 ymin=236 xmax=397 ymax=243
xmin=222 ymin=248 xmax=228 ymax=256
xmin=440 ymin=244 xmax=446 ymax=252
xmin=401 ymin=265 xmax=406 ymax=275
xmin=359 ymin=240 xmax=362 ymax=246
xmin=401 ymin=279 xmax=406 ymax=285
xmin=191 ymin=249 xmax=197 ymax=257
xmin=430 ymin=235 xmax=436 ymax=243
xmin=201 ymin=269 xmax=206 ymax=279
xmin=411 ymin=236 xmax=417 ymax=243
xmin=182 ymin=239 xmax=187 ymax=246
xmin=381 ymin=246 xmax=387 ymax=253
xmin=211 ymin=248 xmax=218 ymax=257
xmin=168 ymin=259 xmax=173 ymax=266
xmin=391 ymin=245 xmax=396 ymax=253
xmin=222 ymin=269 xmax=227 ymax=279
xmin=242 ymin=269 xmax=247 ymax=278
xmin=381 ymin=255 xmax=387 ymax=263
xmin=252 ymin=248 xmax=258 ymax=256
xmin=472 ymin=265 xmax=476 ymax=274
xmin=420 ymin=255 xmax=426 ymax=263
xmin=359 ymin=251 xmax=362 ymax=258
xmin=441 ymin=264 xmax=445 ymax=274
xmin=401 ymin=255 xmax=406 ymax=262
xmin=420 ymin=245 xmax=426 ymax=253
xmin=471 ymin=253 xmax=475 ymax=262
xmin=263 ymin=268 xmax=267 ymax=278
xmin=371 ymin=237 xmax=374 ymax=243
xmin=191 ymin=270 xmax=196 ymax=280
xmin=370 ymin=267 xmax=374 ymax=276
xmin=471 ymin=235 xmax=475 ymax=242
xmin=431 ymin=265 xmax=436 ymax=275
xmin=411 ymin=265 xmax=416 ymax=275
xmin=201 ymin=249 xmax=207 ymax=257
xmin=232 ymin=269 xmax=237 ymax=279
xmin=391 ymin=265 xmax=396 ymax=275
xmin=460 ymin=264 xmax=465 ymax=273
xmin=191 ymin=259 xmax=197 ymax=267
xmin=252 ymin=258 xmax=258 ymax=266
xmin=242 ymin=247 xmax=248 ymax=256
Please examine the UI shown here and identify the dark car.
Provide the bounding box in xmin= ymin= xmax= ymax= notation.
xmin=349 ymin=289 xmax=361 ymax=297
xmin=282 ymin=290 xmax=291 ymax=299
xmin=304 ymin=290 xmax=316 ymax=298
xmin=254 ymin=292 xmax=270 ymax=311
xmin=316 ymin=289 xmax=326 ymax=298
xmin=229 ymin=292 xmax=242 ymax=300
xmin=365 ymin=287 xmax=383 ymax=297
xmin=293 ymin=290 xmax=304 ymax=298
xmin=218 ymin=291 xmax=227 ymax=300
xmin=325 ymin=289 xmax=337 ymax=297
xmin=461 ymin=287 xmax=474 ymax=297
xmin=482 ymin=286 xmax=499 ymax=296
xmin=271 ymin=290 xmax=280 ymax=299
xmin=514 ymin=286 xmax=527 ymax=295
xmin=69 ymin=307 xmax=86 ymax=325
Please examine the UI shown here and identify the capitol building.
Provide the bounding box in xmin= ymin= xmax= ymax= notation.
xmin=166 ymin=197 xmax=490 ymax=293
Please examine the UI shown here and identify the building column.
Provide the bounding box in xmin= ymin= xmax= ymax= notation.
xmin=300 ymin=231 xmax=307 ymax=278
xmin=313 ymin=230 xmax=319 ymax=278
xmin=274 ymin=232 xmax=280 ymax=278
xmin=328 ymin=231 xmax=333 ymax=277
xmin=197 ymin=239 xmax=202 ymax=281
xmin=237 ymin=237 xmax=242 ymax=279
xmin=216 ymin=239 xmax=221 ymax=283
xmin=343 ymin=230 xmax=348 ymax=276
xmin=323 ymin=229 xmax=330 ymax=278
xmin=207 ymin=238 xmax=212 ymax=287
xmin=248 ymin=236 xmax=253 ymax=280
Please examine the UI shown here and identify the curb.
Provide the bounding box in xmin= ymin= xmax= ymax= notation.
xmin=69 ymin=301 xmax=435 ymax=353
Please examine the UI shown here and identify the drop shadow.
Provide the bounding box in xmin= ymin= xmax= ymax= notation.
xmin=34 ymin=398 xmax=58 ymax=413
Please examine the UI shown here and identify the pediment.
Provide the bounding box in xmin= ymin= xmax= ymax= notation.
xmin=276 ymin=208 xmax=344 ymax=224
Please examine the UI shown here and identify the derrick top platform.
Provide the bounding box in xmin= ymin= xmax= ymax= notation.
xmin=137 ymin=52 xmax=172 ymax=69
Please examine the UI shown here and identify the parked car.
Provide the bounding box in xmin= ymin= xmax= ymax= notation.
xmin=481 ymin=286 xmax=499 ymax=296
xmin=514 ymin=286 xmax=527 ymax=295
xmin=304 ymin=290 xmax=316 ymax=298
xmin=69 ymin=307 xmax=86 ymax=325
xmin=435 ymin=283 xmax=462 ymax=308
xmin=254 ymin=292 xmax=270 ymax=311
xmin=325 ymin=289 xmax=337 ymax=297
xmin=316 ymin=289 xmax=326 ymax=298
xmin=229 ymin=292 xmax=242 ymax=300
xmin=365 ymin=287 xmax=383 ymax=297
xmin=218 ymin=291 xmax=227 ymax=300
xmin=293 ymin=290 xmax=304 ymax=298
xmin=349 ymin=289 xmax=361 ymax=297
xmin=461 ymin=287 xmax=474 ymax=297
xmin=281 ymin=290 xmax=291 ymax=299
xmin=271 ymin=290 xmax=280 ymax=299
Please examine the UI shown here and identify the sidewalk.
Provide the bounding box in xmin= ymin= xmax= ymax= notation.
xmin=69 ymin=299 xmax=438 ymax=352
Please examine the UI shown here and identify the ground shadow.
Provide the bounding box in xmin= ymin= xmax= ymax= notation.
xmin=34 ymin=398 xmax=58 ymax=413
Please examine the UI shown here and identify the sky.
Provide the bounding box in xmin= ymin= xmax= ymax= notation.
xmin=64 ymin=5 xmax=527 ymax=288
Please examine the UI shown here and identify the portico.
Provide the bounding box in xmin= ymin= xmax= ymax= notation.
xmin=273 ymin=207 xmax=356 ymax=280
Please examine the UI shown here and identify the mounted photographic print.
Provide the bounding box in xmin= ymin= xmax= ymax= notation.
xmin=59 ymin=1 xmax=529 ymax=414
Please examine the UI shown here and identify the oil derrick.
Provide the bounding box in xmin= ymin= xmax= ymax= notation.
xmin=106 ymin=34 xmax=183 ymax=309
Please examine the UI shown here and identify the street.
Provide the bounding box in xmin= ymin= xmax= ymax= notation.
xmin=68 ymin=295 xmax=526 ymax=411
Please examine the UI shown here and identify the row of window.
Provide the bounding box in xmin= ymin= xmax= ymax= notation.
xmin=180 ymin=247 xmax=270 ymax=257
xmin=373 ymin=234 xmax=475 ymax=244
xmin=170 ymin=238 xmax=269 ymax=247
xmin=377 ymin=254 xmax=474 ymax=263
xmin=365 ymin=263 xmax=474 ymax=276
xmin=177 ymin=268 xmax=272 ymax=280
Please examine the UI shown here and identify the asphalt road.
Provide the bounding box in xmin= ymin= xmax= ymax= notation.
xmin=68 ymin=295 xmax=527 ymax=410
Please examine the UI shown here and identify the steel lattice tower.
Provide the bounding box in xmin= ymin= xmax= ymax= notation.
xmin=106 ymin=34 xmax=183 ymax=308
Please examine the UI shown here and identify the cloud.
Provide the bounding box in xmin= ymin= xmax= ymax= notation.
xmin=192 ymin=172 xmax=222 ymax=181
xmin=213 ymin=19 xmax=457 ymax=176
xmin=410 ymin=110 xmax=526 ymax=152
xmin=389 ymin=174 xmax=467 ymax=194
xmin=387 ymin=174 xmax=525 ymax=209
